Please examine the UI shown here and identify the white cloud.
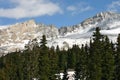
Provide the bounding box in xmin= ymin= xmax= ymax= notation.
xmin=0 ymin=0 xmax=62 ymax=19
xmin=107 ymin=0 xmax=120 ymax=12
xmin=67 ymin=6 xmax=77 ymax=11
xmin=67 ymin=2 xmax=92 ymax=15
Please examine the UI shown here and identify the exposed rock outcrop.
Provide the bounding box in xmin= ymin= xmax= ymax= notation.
xmin=1 ymin=11 xmax=120 ymax=54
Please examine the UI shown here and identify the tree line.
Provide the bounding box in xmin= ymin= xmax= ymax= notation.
xmin=0 ymin=27 xmax=120 ymax=80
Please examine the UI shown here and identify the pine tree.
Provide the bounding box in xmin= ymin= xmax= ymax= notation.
xmin=101 ymin=36 xmax=115 ymax=80
xmin=84 ymin=44 xmax=89 ymax=80
xmin=56 ymin=45 xmax=60 ymax=53
xmin=74 ymin=45 xmax=81 ymax=64
xmin=75 ymin=44 xmax=88 ymax=80
xmin=88 ymin=27 xmax=103 ymax=80
xmin=0 ymin=55 xmax=6 ymax=80
xmin=62 ymin=65 xmax=68 ymax=80
xmin=40 ymin=35 xmax=47 ymax=49
xmin=58 ymin=50 xmax=67 ymax=70
xmin=115 ymin=34 xmax=120 ymax=80
xmin=38 ymin=35 xmax=50 ymax=80
xmin=49 ymin=47 xmax=59 ymax=80
xmin=67 ymin=48 xmax=76 ymax=69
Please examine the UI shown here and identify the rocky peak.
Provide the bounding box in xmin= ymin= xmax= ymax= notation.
xmin=0 ymin=20 xmax=59 ymax=53
xmin=96 ymin=12 xmax=114 ymax=18
xmin=59 ymin=12 xmax=120 ymax=36
xmin=94 ymin=11 xmax=120 ymax=20
xmin=1 ymin=12 xmax=120 ymax=54
xmin=80 ymin=12 xmax=120 ymax=27
xmin=24 ymin=19 xmax=36 ymax=25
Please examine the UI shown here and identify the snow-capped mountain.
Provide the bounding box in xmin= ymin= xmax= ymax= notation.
xmin=0 ymin=20 xmax=59 ymax=54
xmin=1 ymin=11 xmax=120 ymax=54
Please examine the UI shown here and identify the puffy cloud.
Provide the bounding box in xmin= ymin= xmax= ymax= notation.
xmin=67 ymin=2 xmax=92 ymax=15
xmin=107 ymin=0 xmax=120 ymax=12
xmin=0 ymin=0 xmax=62 ymax=19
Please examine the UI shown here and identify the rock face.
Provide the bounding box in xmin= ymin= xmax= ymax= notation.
xmin=0 ymin=20 xmax=59 ymax=54
xmin=0 ymin=20 xmax=36 ymax=44
xmin=1 ymin=11 xmax=120 ymax=54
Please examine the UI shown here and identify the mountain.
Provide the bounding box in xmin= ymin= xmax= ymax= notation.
xmin=0 ymin=20 xmax=59 ymax=54
xmin=0 ymin=11 xmax=120 ymax=54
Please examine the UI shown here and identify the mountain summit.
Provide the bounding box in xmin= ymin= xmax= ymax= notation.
xmin=0 ymin=11 xmax=120 ymax=54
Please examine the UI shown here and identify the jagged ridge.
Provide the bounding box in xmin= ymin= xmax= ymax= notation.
xmin=0 ymin=11 xmax=120 ymax=54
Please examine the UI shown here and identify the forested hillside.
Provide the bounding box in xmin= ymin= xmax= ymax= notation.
xmin=0 ymin=27 xmax=120 ymax=80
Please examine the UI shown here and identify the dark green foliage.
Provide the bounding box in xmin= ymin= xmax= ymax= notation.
xmin=38 ymin=35 xmax=50 ymax=80
xmin=101 ymin=36 xmax=115 ymax=80
xmin=0 ymin=28 xmax=119 ymax=80
xmin=58 ymin=50 xmax=67 ymax=70
xmin=75 ymin=44 xmax=88 ymax=80
xmin=49 ymin=47 xmax=59 ymax=80
xmin=67 ymin=48 xmax=76 ymax=69
xmin=115 ymin=34 xmax=120 ymax=80
xmin=40 ymin=35 xmax=47 ymax=49
xmin=93 ymin=27 xmax=103 ymax=42
xmin=88 ymin=27 xmax=103 ymax=80
xmin=38 ymin=51 xmax=50 ymax=80
xmin=62 ymin=65 xmax=68 ymax=80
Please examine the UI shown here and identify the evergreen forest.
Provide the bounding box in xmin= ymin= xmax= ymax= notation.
xmin=0 ymin=27 xmax=120 ymax=80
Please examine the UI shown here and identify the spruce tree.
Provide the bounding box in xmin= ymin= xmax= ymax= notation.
xmin=62 ymin=65 xmax=68 ymax=80
xmin=115 ymin=34 xmax=120 ymax=80
xmin=49 ymin=47 xmax=59 ymax=80
xmin=84 ymin=44 xmax=89 ymax=80
xmin=67 ymin=48 xmax=76 ymax=69
xmin=38 ymin=35 xmax=50 ymax=80
xmin=0 ymin=56 xmax=6 ymax=80
xmin=40 ymin=35 xmax=47 ymax=49
xmin=75 ymin=44 xmax=88 ymax=80
xmin=101 ymin=36 xmax=115 ymax=80
xmin=58 ymin=50 xmax=67 ymax=70
xmin=89 ymin=27 xmax=103 ymax=80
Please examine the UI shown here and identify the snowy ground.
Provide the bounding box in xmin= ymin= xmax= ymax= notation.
xmin=56 ymin=71 xmax=75 ymax=80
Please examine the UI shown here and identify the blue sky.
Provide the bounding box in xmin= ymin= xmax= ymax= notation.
xmin=0 ymin=0 xmax=120 ymax=27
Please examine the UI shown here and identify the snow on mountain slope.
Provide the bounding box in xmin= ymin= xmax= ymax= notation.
xmin=59 ymin=12 xmax=120 ymax=42
xmin=0 ymin=20 xmax=59 ymax=54
xmin=0 ymin=25 xmax=9 ymax=29
xmin=0 ymin=11 xmax=120 ymax=54
xmin=47 ymin=11 xmax=120 ymax=50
